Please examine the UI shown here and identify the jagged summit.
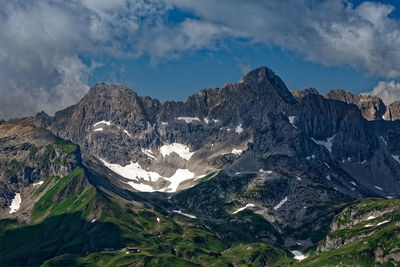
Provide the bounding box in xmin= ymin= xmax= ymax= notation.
xmin=325 ymin=89 xmax=386 ymax=121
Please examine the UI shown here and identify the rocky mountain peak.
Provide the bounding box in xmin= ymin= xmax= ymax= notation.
xmin=325 ymin=89 xmax=386 ymax=121
xmin=239 ymin=66 xmax=296 ymax=104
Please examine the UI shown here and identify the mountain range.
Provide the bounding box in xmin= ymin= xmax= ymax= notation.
xmin=1 ymin=66 xmax=400 ymax=266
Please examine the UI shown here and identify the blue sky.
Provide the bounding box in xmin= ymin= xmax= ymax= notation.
xmin=1 ymin=0 xmax=400 ymax=118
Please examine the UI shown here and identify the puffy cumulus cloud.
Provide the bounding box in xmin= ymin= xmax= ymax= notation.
xmin=165 ymin=0 xmax=400 ymax=78
xmin=2 ymin=0 xmax=400 ymax=118
xmin=363 ymin=81 xmax=400 ymax=104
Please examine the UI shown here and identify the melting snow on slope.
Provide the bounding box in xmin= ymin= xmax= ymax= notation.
xmin=102 ymin=160 xmax=197 ymax=193
xmin=127 ymin=182 xmax=156 ymax=192
xmin=9 ymin=193 xmax=21 ymax=214
xmin=93 ymin=128 xmax=103 ymax=132
xmin=231 ymin=149 xmax=243 ymax=155
xmin=163 ymin=169 xmax=195 ymax=192
xmin=310 ymin=135 xmax=335 ymax=153
xmin=288 ymin=116 xmax=297 ymax=129
xmin=94 ymin=120 xmax=111 ymax=127
xmin=33 ymin=181 xmax=44 ymax=186
xmin=160 ymin=143 xmax=195 ymax=160
xmin=176 ymin=117 xmax=200 ymax=123
xmin=233 ymin=203 xmax=255 ymax=214
xmin=235 ymin=123 xmax=243 ymax=134
xmin=392 ymin=155 xmax=400 ymax=163
xmin=101 ymin=160 xmax=161 ymax=182
xmin=291 ymin=250 xmax=308 ymax=261
xmin=172 ymin=210 xmax=197 ymax=219
xmin=274 ymin=197 xmax=288 ymax=211
xmin=142 ymin=148 xmax=156 ymax=159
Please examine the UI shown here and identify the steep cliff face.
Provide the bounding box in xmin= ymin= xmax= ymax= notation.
xmin=325 ymin=89 xmax=386 ymax=121
xmin=384 ymin=101 xmax=400 ymax=121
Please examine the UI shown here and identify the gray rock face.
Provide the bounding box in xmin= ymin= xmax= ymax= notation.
xmin=290 ymin=87 xmax=320 ymax=101
xmin=0 ymin=124 xmax=80 ymax=221
xmin=384 ymin=101 xmax=400 ymax=121
xmin=325 ymin=89 xmax=386 ymax=121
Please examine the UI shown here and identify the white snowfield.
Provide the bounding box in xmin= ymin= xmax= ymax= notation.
xmin=93 ymin=128 xmax=103 ymax=132
xmin=33 ymin=181 xmax=44 ymax=186
xmin=172 ymin=210 xmax=197 ymax=219
xmin=291 ymin=250 xmax=308 ymax=261
xmin=231 ymin=148 xmax=243 ymax=155
xmin=235 ymin=123 xmax=243 ymax=134
xmin=274 ymin=196 xmax=288 ymax=211
xmin=311 ymin=135 xmax=335 ymax=153
xmin=101 ymin=159 xmax=197 ymax=193
xmin=233 ymin=203 xmax=255 ymax=214
xmin=176 ymin=117 xmax=200 ymax=123
xmin=101 ymin=160 xmax=161 ymax=182
xmin=9 ymin=193 xmax=21 ymax=214
xmin=94 ymin=120 xmax=111 ymax=127
xmin=160 ymin=143 xmax=195 ymax=160
xmin=377 ymin=220 xmax=390 ymax=226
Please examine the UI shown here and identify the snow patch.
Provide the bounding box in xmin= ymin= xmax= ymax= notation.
xmin=306 ymin=155 xmax=316 ymax=160
xmin=392 ymin=155 xmax=400 ymax=163
xmin=367 ymin=216 xmax=376 ymax=220
xmin=364 ymin=224 xmax=374 ymax=228
xmin=361 ymin=160 xmax=367 ymax=164
xmin=326 ymin=175 xmax=331 ymax=181
xmin=377 ymin=220 xmax=390 ymax=226
xmin=311 ymin=135 xmax=335 ymax=153
xmin=374 ymin=186 xmax=383 ymax=191
xmin=212 ymin=119 xmax=220 ymax=123
xmin=33 ymin=181 xmax=44 ymax=186
xmin=204 ymin=117 xmax=209 ymax=124
xmin=350 ymin=181 xmax=357 ymax=186
xmin=163 ymin=169 xmax=195 ymax=192
xmin=160 ymin=143 xmax=195 ymax=160
xmin=235 ymin=124 xmax=243 ymax=134
xmin=233 ymin=203 xmax=255 ymax=214
xmin=161 ymin=121 xmax=168 ymax=125
xmin=101 ymin=160 xmax=161 ymax=182
xmin=9 ymin=193 xmax=21 ymax=214
xmin=296 ymin=176 xmax=302 ymax=181
xmin=288 ymin=116 xmax=297 ymax=129
xmin=291 ymin=250 xmax=308 ymax=261
xmin=173 ymin=210 xmax=197 ymax=219
xmin=93 ymin=128 xmax=103 ymax=132
xmin=91 ymin=219 xmax=96 ymax=223
xmin=127 ymin=182 xmax=156 ymax=192
xmin=157 ymin=217 xmax=160 ymax=223
xmin=382 ymin=115 xmax=386 ymax=120
xmin=142 ymin=148 xmax=156 ymax=160
xmin=274 ymin=197 xmax=288 ymax=211
xmin=94 ymin=120 xmax=111 ymax=127
xmin=231 ymin=149 xmax=243 ymax=155
xmin=176 ymin=117 xmax=200 ymax=123
xmin=124 ymin=130 xmax=131 ymax=137
xmin=387 ymin=196 xmax=394 ymax=199
xmin=324 ymin=162 xmax=330 ymax=168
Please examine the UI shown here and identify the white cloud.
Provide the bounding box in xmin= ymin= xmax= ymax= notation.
xmin=363 ymin=81 xmax=400 ymax=104
xmin=2 ymin=0 xmax=400 ymax=118
xmin=166 ymin=0 xmax=400 ymax=78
